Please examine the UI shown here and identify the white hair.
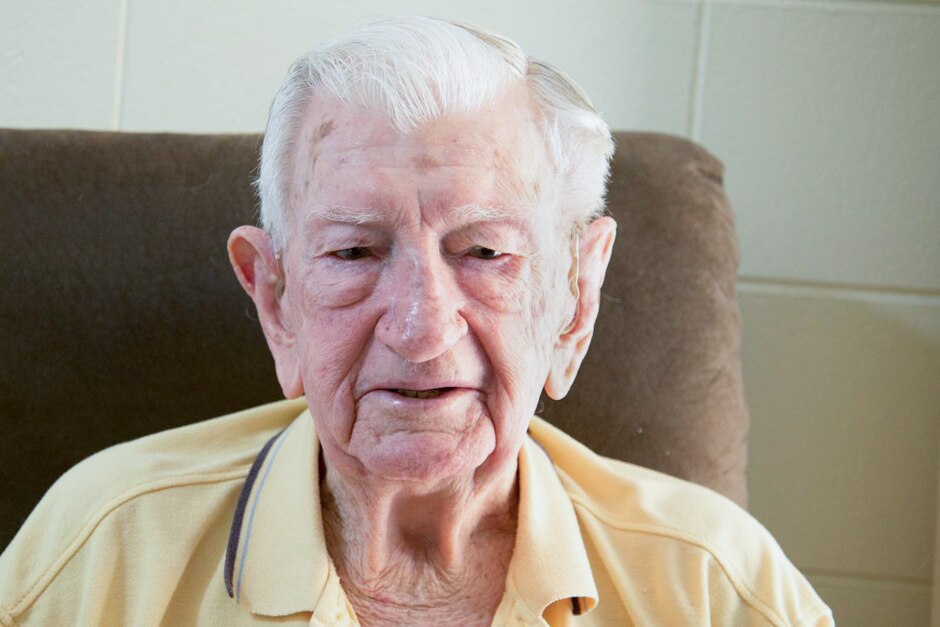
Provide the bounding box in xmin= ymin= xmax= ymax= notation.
xmin=258 ymin=16 xmax=614 ymax=252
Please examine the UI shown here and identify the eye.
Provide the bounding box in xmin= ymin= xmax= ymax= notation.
xmin=467 ymin=245 xmax=504 ymax=260
xmin=332 ymin=247 xmax=373 ymax=260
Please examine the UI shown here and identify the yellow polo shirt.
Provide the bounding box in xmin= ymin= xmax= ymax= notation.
xmin=0 ymin=399 xmax=832 ymax=626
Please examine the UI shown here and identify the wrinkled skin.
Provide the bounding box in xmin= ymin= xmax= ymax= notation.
xmin=229 ymin=84 xmax=616 ymax=625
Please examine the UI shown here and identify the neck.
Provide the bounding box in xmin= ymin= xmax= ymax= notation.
xmin=321 ymin=458 xmax=519 ymax=625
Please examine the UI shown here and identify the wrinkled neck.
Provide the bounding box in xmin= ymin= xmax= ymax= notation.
xmin=322 ymin=452 xmax=518 ymax=569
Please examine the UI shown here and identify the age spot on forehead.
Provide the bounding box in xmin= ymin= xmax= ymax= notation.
xmin=413 ymin=154 xmax=440 ymax=169
xmin=312 ymin=119 xmax=336 ymax=143
xmin=308 ymin=120 xmax=336 ymax=162
xmin=299 ymin=119 xmax=336 ymax=195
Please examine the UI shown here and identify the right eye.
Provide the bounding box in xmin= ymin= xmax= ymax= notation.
xmin=332 ymin=247 xmax=373 ymax=260
xmin=467 ymin=245 xmax=504 ymax=260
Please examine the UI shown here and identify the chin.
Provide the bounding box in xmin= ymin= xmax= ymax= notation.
xmin=351 ymin=425 xmax=496 ymax=484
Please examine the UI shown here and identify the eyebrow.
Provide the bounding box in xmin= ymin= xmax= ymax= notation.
xmin=450 ymin=203 xmax=517 ymax=223
xmin=301 ymin=203 xmax=518 ymax=227
xmin=301 ymin=204 xmax=384 ymax=226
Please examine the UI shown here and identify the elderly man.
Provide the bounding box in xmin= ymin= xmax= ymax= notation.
xmin=0 ymin=17 xmax=831 ymax=626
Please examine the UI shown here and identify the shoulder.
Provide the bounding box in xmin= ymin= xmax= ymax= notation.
xmin=528 ymin=417 xmax=833 ymax=627
xmin=0 ymin=398 xmax=306 ymax=623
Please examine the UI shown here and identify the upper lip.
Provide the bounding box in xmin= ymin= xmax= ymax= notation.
xmin=360 ymin=381 xmax=479 ymax=396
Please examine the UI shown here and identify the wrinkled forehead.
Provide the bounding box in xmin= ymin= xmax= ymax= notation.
xmin=287 ymin=88 xmax=554 ymax=217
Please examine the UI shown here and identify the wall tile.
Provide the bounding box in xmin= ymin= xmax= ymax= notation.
xmin=700 ymin=4 xmax=940 ymax=291
xmin=1 ymin=0 xmax=122 ymax=129
xmin=120 ymin=0 xmax=697 ymax=135
xmin=934 ymin=462 xmax=940 ymax=625
xmin=739 ymin=285 xmax=940 ymax=580
xmin=807 ymin=574 xmax=931 ymax=627
xmin=466 ymin=0 xmax=700 ymax=136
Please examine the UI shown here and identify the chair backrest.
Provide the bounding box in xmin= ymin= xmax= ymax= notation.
xmin=0 ymin=129 xmax=749 ymax=550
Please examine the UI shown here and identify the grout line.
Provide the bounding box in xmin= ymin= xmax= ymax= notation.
xmin=684 ymin=0 xmax=703 ymax=138
xmin=801 ymin=567 xmax=932 ymax=589
xmin=737 ymin=276 xmax=940 ymax=305
xmin=707 ymin=0 xmax=940 ymax=16
xmin=111 ymin=0 xmax=129 ymax=130
xmin=687 ymin=0 xmax=712 ymax=141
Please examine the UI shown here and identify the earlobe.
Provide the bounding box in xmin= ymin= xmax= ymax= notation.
xmin=545 ymin=216 xmax=617 ymax=400
xmin=275 ymin=357 xmax=305 ymax=399
xmin=227 ymin=226 xmax=304 ymax=399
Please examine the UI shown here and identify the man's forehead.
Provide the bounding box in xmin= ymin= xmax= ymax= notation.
xmin=288 ymin=89 xmax=552 ymax=229
xmin=296 ymin=88 xmax=543 ymax=160
xmin=315 ymin=142 xmax=498 ymax=171
xmin=303 ymin=122 xmax=507 ymax=172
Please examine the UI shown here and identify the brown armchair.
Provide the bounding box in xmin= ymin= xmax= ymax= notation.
xmin=0 ymin=129 xmax=749 ymax=551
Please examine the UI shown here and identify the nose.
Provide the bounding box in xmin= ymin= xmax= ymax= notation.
xmin=375 ymin=248 xmax=468 ymax=363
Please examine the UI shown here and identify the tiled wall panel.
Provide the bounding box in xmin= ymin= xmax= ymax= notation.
xmin=119 ymin=0 xmax=698 ymax=135
xmin=934 ymin=461 xmax=940 ymax=624
xmin=1 ymin=0 xmax=123 ymax=129
xmin=807 ymin=574 xmax=931 ymax=627
xmin=740 ymin=285 xmax=940 ymax=581
xmin=700 ymin=4 xmax=940 ymax=292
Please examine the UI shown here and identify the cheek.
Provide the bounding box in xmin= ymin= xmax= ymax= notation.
xmin=295 ymin=317 xmax=355 ymax=382
xmin=495 ymin=266 xmax=566 ymax=388
xmin=296 ymin=262 xmax=380 ymax=309
xmin=470 ymin=313 xmax=552 ymax=466
xmin=290 ymin=306 xmax=376 ymax=443
xmin=473 ymin=286 xmax=559 ymax=407
xmin=457 ymin=257 xmax=537 ymax=314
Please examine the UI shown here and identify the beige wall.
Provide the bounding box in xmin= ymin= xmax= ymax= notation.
xmin=935 ymin=461 xmax=940 ymax=625
xmin=5 ymin=0 xmax=939 ymax=624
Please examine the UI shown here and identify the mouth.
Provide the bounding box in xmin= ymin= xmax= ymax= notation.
xmin=392 ymin=387 xmax=455 ymax=399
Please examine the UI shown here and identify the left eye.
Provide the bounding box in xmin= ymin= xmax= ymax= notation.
xmin=467 ymin=246 xmax=503 ymax=260
xmin=332 ymin=247 xmax=373 ymax=260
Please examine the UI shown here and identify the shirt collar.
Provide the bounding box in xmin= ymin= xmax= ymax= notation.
xmin=507 ymin=431 xmax=598 ymax=620
xmin=225 ymin=409 xmax=598 ymax=621
xmin=224 ymin=408 xmax=331 ymax=617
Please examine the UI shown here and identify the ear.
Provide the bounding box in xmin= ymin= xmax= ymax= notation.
xmin=544 ymin=216 xmax=617 ymax=400
xmin=227 ymin=226 xmax=304 ymax=399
